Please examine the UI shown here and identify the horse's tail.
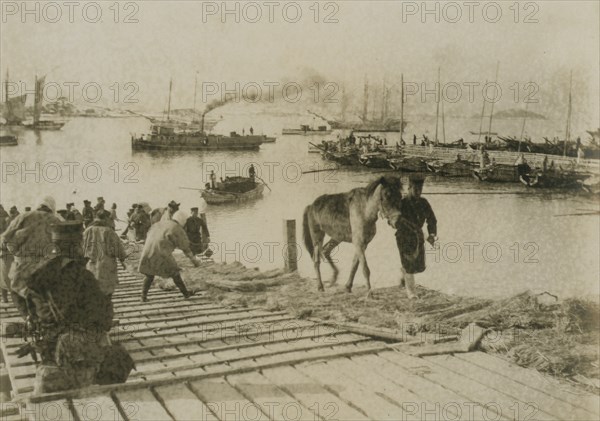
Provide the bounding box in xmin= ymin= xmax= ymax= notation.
xmin=302 ymin=206 xmax=314 ymax=258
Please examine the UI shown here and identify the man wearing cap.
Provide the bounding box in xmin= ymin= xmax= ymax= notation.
xmin=138 ymin=210 xmax=200 ymax=302
xmin=395 ymin=175 xmax=437 ymax=299
xmin=184 ymin=207 xmax=210 ymax=255
xmin=160 ymin=200 xmax=180 ymax=222
xmin=13 ymin=221 xmax=128 ymax=393
xmin=0 ymin=196 xmax=61 ymax=304
xmin=82 ymin=200 xmax=94 ymax=228
xmin=94 ymin=197 xmax=106 ymax=213
xmin=83 ymin=210 xmax=127 ymax=297
xmin=130 ymin=205 xmax=151 ymax=242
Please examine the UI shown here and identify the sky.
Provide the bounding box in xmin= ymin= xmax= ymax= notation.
xmin=1 ymin=1 xmax=599 ymax=128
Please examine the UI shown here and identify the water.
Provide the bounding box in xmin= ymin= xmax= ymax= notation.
xmin=1 ymin=116 xmax=598 ymax=300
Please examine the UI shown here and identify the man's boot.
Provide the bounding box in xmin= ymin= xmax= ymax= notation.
xmin=172 ymin=275 xmax=194 ymax=299
xmin=141 ymin=276 xmax=153 ymax=302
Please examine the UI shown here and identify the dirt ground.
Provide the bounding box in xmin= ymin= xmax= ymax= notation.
xmin=124 ymin=249 xmax=600 ymax=393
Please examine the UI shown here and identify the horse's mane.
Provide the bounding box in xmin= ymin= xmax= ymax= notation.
xmin=365 ymin=176 xmax=403 ymax=198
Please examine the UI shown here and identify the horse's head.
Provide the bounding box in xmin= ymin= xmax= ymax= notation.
xmin=368 ymin=176 xmax=403 ymax=228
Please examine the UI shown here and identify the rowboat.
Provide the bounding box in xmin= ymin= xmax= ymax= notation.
xmin=579 ymin=176 xmax=600 ymax=194
xmin=426 ymin=159 xmax=478 ymax=177
xmin=520 ymin=170 xmax=590 ymax=189
xmin=359 ymin=152 xmax=392 ymax=169
xmin=473 ymin=164 xmax=531 ymax=183
xmin=201 ymin=177 xmax=265 ymax=204
xmin=0 ymin=135 xmax=18 ymax=146
xmin=388 ymin=157 xmax=428 ymax=172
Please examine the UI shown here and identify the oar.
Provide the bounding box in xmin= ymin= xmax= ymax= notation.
xmin=179 ymin=187 xmax=204 ymax=191
xmin=256 ymin=176 xmax=272 ymax=191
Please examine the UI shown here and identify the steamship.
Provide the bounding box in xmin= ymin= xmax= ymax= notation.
xmin=131 ymin=115 xmax=264 ymax=151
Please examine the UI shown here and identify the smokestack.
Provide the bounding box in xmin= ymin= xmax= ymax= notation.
xmin=201 ymin=112 xmax=205 ymax=133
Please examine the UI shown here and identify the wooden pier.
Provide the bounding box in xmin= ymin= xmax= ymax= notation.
xmin=1 ymin=269 xmax=599 ymax=420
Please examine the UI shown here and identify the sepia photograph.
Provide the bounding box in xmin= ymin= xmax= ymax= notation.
xmin=0 ymin=1 xmax=599 ymax=420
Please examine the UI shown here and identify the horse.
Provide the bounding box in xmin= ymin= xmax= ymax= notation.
xmin=302 ymin=176 xmax=403 ymax=292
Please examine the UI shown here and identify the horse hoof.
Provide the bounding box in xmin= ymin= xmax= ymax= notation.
xmin=317 ymin=286 xmax=324 ymax=292
xmin=345 ymin=286 xmax=352 ymax=293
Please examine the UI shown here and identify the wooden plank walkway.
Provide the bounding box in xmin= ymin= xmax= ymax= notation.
xmin=1 ymin=269 xmax=598 ymax=420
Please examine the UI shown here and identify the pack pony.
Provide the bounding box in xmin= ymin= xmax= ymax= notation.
xmin=302 ymin=176 xmax=403 ymax=292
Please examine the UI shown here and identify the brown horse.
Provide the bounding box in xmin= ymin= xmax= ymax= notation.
xmin=303 ymin=176 xmax=403 ymax=292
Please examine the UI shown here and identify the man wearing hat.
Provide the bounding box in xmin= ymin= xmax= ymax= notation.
xmin=138 ymin=210 xmax=200 ymax=302
xmin=160 ymin=200 xmax=180 ymax=222
xmin=395 ymin=175 xmax=437 ymax=299
xmin=83 ymin=210 xmax=127 ymax=297
xmin=183 ymin=207 xmax=210 ymax=255
xmin=82 ymin=200 xmax=94 ymax=228
xmin=1 ymin=196 xmax=61 ymax=302
xmin=94 ymin=197 xmax=106 ymax=213
xmin=130 ymin=204 xmax=151 ymax=242
xmin=12 ymin=220 xmax=130 ymax=393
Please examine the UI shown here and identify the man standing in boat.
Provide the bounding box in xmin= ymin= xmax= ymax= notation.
xmin=210 ymin=171 xmax=217 ymax=189
xmin=248 ymin=164 xmax=256 ymax=182
xmin=395 ymin=175 xmax=437 ymax=299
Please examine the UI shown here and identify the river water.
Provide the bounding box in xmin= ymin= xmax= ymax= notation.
xmin=1 ymin=115 xmax=598 ymax=300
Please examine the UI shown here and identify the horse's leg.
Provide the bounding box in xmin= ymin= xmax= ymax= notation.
xmin=323 ymin=239 xmax=340 ymax=285
xmin=312 ymin=234 xmax=325 ymax=292
xmin=358 ymin=247 xmax=371 ymax=290
xmin=344 ymin=254 xmax=360 ymax=293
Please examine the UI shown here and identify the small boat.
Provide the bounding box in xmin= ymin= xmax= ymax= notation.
xmin=470 ymin=131 xmax=498 ymax=136
xmin=427 ymin=159 xmax=478 ymax=177
xmin=24 ymin=120 xmax=65 ymax=130
xmin=0 ymin=135 xmax=18 ymax=146
xmin=322 ymin=149 xmax=360 ymax=166
xmin=262 ymin=136 xmax=276 ymax=143
xmin=473 ymin=163 xmax=530 ymax=183
xmin=520 ymin=170 xmax=590 ymax=189
xmin=359 ymin=152 xmax=392 ymax=169
xmin=282 ymin=125 xmax=331 ymax=135
xmin=579 ymin=176 xmax=600 ymax=194
xmin=388 ymin=157 xmax=428 ymax=172
xmin=201 ymin=177 xmax=265 ymax=204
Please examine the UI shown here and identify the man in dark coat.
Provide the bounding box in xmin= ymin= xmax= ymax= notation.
xmin=82 ymin=200 xmax=94 ymax=228
xmin=395 ymin=175 xmax=437 ymax=299
xmin=130 ymin=205 xmax=151 ymax=242
xmin=183 ymin=208 xmax=210 ymax=255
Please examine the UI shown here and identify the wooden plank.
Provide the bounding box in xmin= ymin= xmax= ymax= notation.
xmin=71 ymin=395 xmax=123 ymax=421
xmin=456 ymin=352 xmax=600 ymax=415
xmin=25 ymin=400 xmax=72 ymax=421
xmin=296 ymin=360 xmax=407 ymax=420
xmin=227 ymin=371 xmax=316 ymax=421
xmin=383 ymin=351 xmax=557 ymax=420
xmin=427 ymin=354 xmax=593 ymax=421
xmin=328 ymin=357 xmax=436 ymax=421
xmin=114 ymin=388 xmax=173 ymax=420
xmin=355 ymin=353 xmax=494 ymax=421
xmin=261 ymin=365 xmax=368 ymax=420
xmin=189 ymin=377 xmax=267 ymax=421
xmin=154 ymin=383 xmax=219 ymax=421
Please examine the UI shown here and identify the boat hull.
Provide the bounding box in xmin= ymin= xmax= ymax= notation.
xmin=0 ymin=135 xmax=18 ymax=146
xmin=472 ymin=164 xmax=529 ymax=183
xmin=201 ymin=183 xmax=265 ymax=204
xmin=388 ymin=157 xmax=428 ymax=172
xmin=282 ymin=129 xmax=331 ymax=135
xmin=427 ymin=160 xmax=478 ymax=177
xmin=132 ymin=134 xmax=263 ymax=151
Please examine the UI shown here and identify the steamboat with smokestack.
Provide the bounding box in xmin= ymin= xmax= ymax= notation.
xmin=131 ymin=79 xmax=264 ymax=151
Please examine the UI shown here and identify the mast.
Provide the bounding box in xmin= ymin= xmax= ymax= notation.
xmin=563 ymin=70 xmax=572 ymax=157
xmin=193 ymin=72 xmax=198 ymax=121
xmin=399 ymin=73 xmax=404 ymax=141
xmin=441 ymin=95 xmax=446 ymax=144
xmin=477 ymin=81 xmax=487 ymax=142
xmin=33 ymin=74 xmax=45 ymax=125
xmin=340 ymin=83 xmax=347 ymax=121
xmin=487 ymin=61 xmax=500 ymax=138
xmin=434 ymin=67 xmax=440 ymax=145
xmin=167 ymin=78 xmax=173 ymax=121
xmin=362 ymin=74 xmax=369 ymax=122
xmin=380 ymin=78 xmax=386 ymax=121
xmin=518 ymin=101 xmax=529 ymax=152
xmin=4 ymin=69 xmax=8 ymax=104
